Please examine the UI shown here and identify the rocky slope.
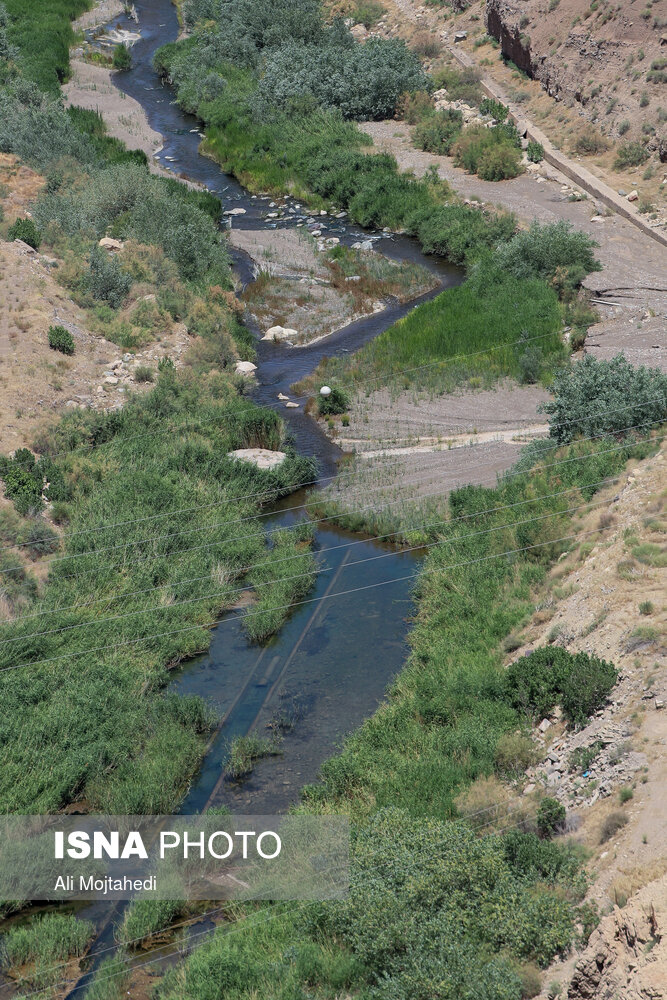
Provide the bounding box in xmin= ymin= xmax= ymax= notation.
xmin=508 ymin=441 xmax=666 ymax=999
xmin=485 ymin=0 xmax=667 ymax=154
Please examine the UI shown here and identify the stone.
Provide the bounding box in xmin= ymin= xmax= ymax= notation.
xmin=98 ymin=237 xmax=123 ymax=252
xmin=228 ymin=449 xmax=286 ymax=470
xmin=627 ymin=190 xmax=639 ymax=202
xmin=277 ymin=393 xmax=290 ymax=401
xmin=224 ymin=207 xmax=246 ymax=216
xmin=523 ymin=783 xmax=536 ymax=795
xmin=12 ymin=239 xmax=37 ymax=255
xmin=234 ymin=360 xmax=257 ymax=375
xmin=285 ymin=401 xmax=299 ymax=408
xmin=104 ymin=376 xmax=119 ymax=387
xmin=454 ymin=30 xmax=467 ymax=41
xmin=262 ymin=325 xmax=298 ymax=342
xmin=539 ymin=718 xmax=552 ymax=733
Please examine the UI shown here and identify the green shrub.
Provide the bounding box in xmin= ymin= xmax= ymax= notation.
xmin=495 ymin=220 xmax=601 ymax=292
xmin=619 ymin=786 xmax=633 ymax=804
xmin=526 ymin=140 xmax=544 ymax=162
xmin=85 ymin=245 xmax=131 ymax=308
xmin=537 ymin=797 xmax=566 ymax=838
xmin=614 ymin=141 xmax=649 ymax=169
xmin=505 ymin=647 xmax=618 ymax=727
xmin=413 ymin=108 xmax=463 ymax=154
xmin=1 ymin=912 xmax=94 ymax=988
xmin=541 ymin=354 xmax=667 ymax=444
xmin=134 ymin=364 xmax=154 ymax=383
xmin=494 ymin=731 xmax=535 ymax=774
xmin=480 ymin=97 xmax=509 ymax=121
xmin=618 ymin=119 xmax=630 ymax=135
xmin=477 ymin=141 xmax=524 ymax=180
xmin=48 ymin=323 xmax=75 ymax=354
xmin=398 ymin=89 xmax=434 ymax=124
xmin=573 ymin=127 xmax=609 ymax=155
xmin=318 ymin=386 xmax=349 ymax=415
xmin=433 ymin=65 xmax=483 ymax=104
xmin=225 ymin=734 xmax=281 ymax=780
xmin=7 ymin=216 xmax=41 ymax=248
xmin=353 ymin=0 xmax=386 ymax=29
xmin=112 ymin=42 xmax=132 ymax=71
xmin=639 ymin=601 xmax=654 ymax=615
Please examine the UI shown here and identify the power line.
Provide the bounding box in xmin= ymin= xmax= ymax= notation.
xmin=5 ymin=396 xmax=663 ymax=552
xmin=0 ymin=516 xmax=637 ymax=675
xmin=4 ymin=466 xmax=628 ymax=627
xmin=0 ymin=490 xmax=624 ymax=649
xmin=0 ymin=416 xmax=660 ymax=580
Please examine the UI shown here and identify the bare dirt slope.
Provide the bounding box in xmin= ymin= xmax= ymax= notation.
xmin=507 ymin=441 xmax=666 ymax=998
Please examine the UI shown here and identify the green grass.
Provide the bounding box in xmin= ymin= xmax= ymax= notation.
xmin=0 ymin=372 xmax=316 ymax=814
xmin=4 ymin=0 xmax=90 ymax=93
xmin=304 ymin=269 xmax=564 ymax=393
xmin=1 ymin=911 xmax=94 ymax=989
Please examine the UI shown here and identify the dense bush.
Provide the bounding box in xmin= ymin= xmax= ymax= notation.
xmin=505 ymin=647 xmax=618 ymax=727
xmin=433 ymin=64 xmax=482 ymax=104
xmin=494 ymin=220 xmax=601 ymax=291
xmin=541 ymin=354 xmax=667 ymax=443
xmin=614 ymin=141 xmax=649 ymax=170
xmin=7 ymin=216 xmax=41 ymax=248
xmin=318 ymin=386 xmax=349 ymax=415
xmin=526 ymin=140 xmax=544 ymax=162
xmin=537 ymin=797 xmax=566 ymax=838
xmin=48 ymin=323 xmax=75 ymax=354
xmin=1 ymin=912 xmax=94 ymax=988
xmin=480 ymin=97 xmax=509 ymax=121
xmin=2 ymin=0 xmax=89 ymax=93
xmin=453 ymin=125 xmax=523 ymax=180
xmin=413 ymin=108 xmax=463 ymax=154
xmin=85 ymin=246 xmax=131 ymax=308
xmin=112 ymin=42 xmax=132 ymax=71
xmin=257 ymin=36 xmax=428 ymax=120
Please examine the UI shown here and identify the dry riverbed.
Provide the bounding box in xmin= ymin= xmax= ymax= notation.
xmin=231 ymin=226 xmax=438 ymax=345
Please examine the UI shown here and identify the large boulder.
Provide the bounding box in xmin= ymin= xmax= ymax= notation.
xmin=227 ymin=448 xmax=286 ymax=470
xmin=262 ymin=325 xmax=298 ymax=342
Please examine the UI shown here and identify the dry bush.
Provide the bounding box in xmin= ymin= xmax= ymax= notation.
xmin=598 ymin=511 xmax=616 ymax=530
xmin=455 ymin=775 xmax=513 ymax=830
xmin=599 ymin=810 xmax=629 ymax=843
xmin=410 ymin=30 xmax=442 ymax=59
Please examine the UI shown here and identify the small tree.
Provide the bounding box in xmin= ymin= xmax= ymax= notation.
xmin=112 ymin=44 xmax=132 ymax=72
xmin=526 ymin=140 xmax=544 ymax=163
xmin=48 ymin=325 xmax=75 ymax=355
xmin=537 ymin=797 xmax=566 ymax=838
xmin=318 ymin=387 xmax=349 ymax=416
xmin=8 ymin=217 xmax=41 ymax=249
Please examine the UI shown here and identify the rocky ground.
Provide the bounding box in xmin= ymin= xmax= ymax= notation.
xmin=231 ymin=226 xmax=436 ymax=345
xmin=0 ymin=155 xmax=193 ymax=453
xmin=505 ymin=441 xmax=666 ymax=999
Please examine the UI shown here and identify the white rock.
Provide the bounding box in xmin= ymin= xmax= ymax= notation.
xmin=228 ymin=448 xmax=286 ymax=470
xmin=234 ymin=360 xmax=258 ymax=375
xmin=262 ymin=325 xmax=298 ymax=342
xmin=104 ymin=376 xmax=119 ymax=387
xmin=277 ymin=393 xmax=290 ymax=401
xmin=224 ymin=207 xmax=247 ymax=216
xmin=539 ymin=718 xmax=552 ymax=733
xmin=285 ymin=401 xmax=300 ymax=408
xmin=98 ymin=237 xmax=123 ymax=252
xmin=627 ymin=190 xmax=639 ymax=202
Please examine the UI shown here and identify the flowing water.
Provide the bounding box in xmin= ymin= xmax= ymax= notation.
xmin=2 ymin=3 xmax=466 ymax=993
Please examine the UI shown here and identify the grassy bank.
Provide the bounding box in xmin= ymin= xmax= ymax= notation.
xmin=3 ymin=0 xmax=90 ymax=93
xmin=0 ymin=371 xmax=316 ymax=814
xmin=152 ymin=427 xmax=661 ymax=1000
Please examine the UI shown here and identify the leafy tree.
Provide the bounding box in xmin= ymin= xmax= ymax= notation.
xmin=541 ymin=354 xmax=667 ymax=444
xmin=495 ymin=220 xmax=601 ymax=290
xmin=318 ymin=387 xmax=349 ymax=415
xmin=8 ymin=216 xmax=41 ymax=248
xmin=48 ymin=324 xmax=75 ymax=355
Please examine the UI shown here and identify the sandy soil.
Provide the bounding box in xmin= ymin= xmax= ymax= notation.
xmin=63 ymin=58 xmax=163 ymax=160
xmin=318 ymin=382 xmax=549 ymax=513
xmin=231 ymin=226 xmax=436 ymax=344
xmin=507 ymin=442 xmax=667 ymax=998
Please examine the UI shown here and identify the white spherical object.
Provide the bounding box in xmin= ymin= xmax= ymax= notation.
xmin=320 ymin=385 xmax=332 ymax=397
